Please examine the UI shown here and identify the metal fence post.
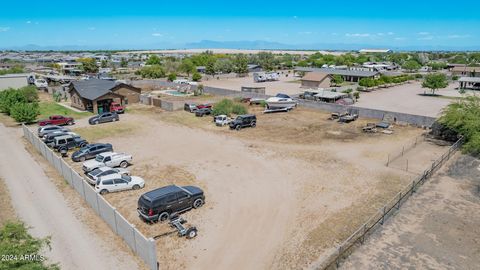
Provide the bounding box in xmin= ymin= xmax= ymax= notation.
xmin=411 ymin=180 xmax=416 ymax=194
xmin=380 ymin=206 xmax=386 ymax=225
xmin=397 ymin=192 xmax=402 ymax=209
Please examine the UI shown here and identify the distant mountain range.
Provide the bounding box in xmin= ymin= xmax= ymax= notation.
xmin=2 ymin=40 xmax=479 ymax=52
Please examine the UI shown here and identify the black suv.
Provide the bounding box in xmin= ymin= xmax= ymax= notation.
xmin=71 ymin=143 xmax=113 ymax=162
xmin=137 ymin=185 xmax=205 ymax=223
xmin=52 ymin=135 xmax=88 ymax=152
xmin=229 ymin=114 xmax=257 ymax=130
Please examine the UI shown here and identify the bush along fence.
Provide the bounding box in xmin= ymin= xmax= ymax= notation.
xmin=316 ymin=136 xmax=465 ymax=270
xmin=22 ymin=125 xmax=158 ymax=270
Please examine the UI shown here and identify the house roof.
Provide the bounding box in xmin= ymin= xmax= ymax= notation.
xmin=70 ymin=79 xmax=118 ymax=100
xmin=295 ymin=67 xmax=378 ymax=77
xmin=452 ymin=66 xmax=480 ymax=73
xmin=301 ymin=72 xmax=330 ymax=82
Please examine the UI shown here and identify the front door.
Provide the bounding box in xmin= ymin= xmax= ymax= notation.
xmin=113 ymin=178 xmax=128 ymax=192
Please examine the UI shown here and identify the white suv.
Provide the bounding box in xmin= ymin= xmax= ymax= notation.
xmin=95 ymin=174 xmax=145 ymax=195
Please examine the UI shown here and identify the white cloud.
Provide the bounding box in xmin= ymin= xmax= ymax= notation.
xmin=331 ymin=32 xmax=338 ymax=36
xmin=394 ymin=37 xmax=407 ymax=41
xmin=417 ymin=36 xmax=434 ymax=40
xmin=387 ymin=32 xmax=394 ymax=35
xmin=345 ymin=33 xmax=371 ymax=37
xmin=293 ymin=16 xmax=298 ymax=19
xmin=0 ymin=27 xmax=10 ymax=32
xmin=88 ymin=27 xmax=96 ymax=31
xmin=151 ymin=33 xmax=163 ymax=37
xmin=417 ymin=32 xmax=430 ymax=35
xmin=447 ymin=34 xmax=471 ymax=39
xmin=26 ymin=21 xmax=31 ymax=24
xmin=298 ymin=31 xmax=312 ymax=35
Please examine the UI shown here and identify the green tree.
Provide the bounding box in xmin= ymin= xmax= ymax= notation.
xmin=167 ymin=73 xmax=177 ymax=82
xmin=77 ymin=58 xmax=99 ymax=73
xmin=19 ymin=85 xmax=39 ymax=103
xmin=233 ymin=54 xmax=248 ymax=74
xmin=120 ymin=57 xmax=128 ymax=68
xmin=0 ymin=222 xmax=59 ymax=270
xmin=402 ymin=60 xmax=421 ymax=72
xmin=0 ymin=88 xmax=27 ymax=115
xmin=145 ymin=55 xmax=161 ymax=65
xmin=194 ymin=84 xmax=204 ymax=96
xmin=440 ymin=96 xmax=480 ymax=155
xmin=135 ymin=65 xmax=166 ymax=78
xmin=0 ymin=65 xmax=24 ymax=76
xmin=422 ymin=73 xmax=448 ymax=95
xmin=331 ymin=74 xmax=344 ymax=86
xmin=192 ymin=72 xmax=202 ymax=82
xmin=101 ymin=60 xmax=108 ymax=68
xmin=10 ymin=102 xmax=39 ymax=123
xmin=214 ymin=59 xmax=234 ymax=74
xmin=179 ymin=59 xmax=195 ymax=76
xmin=205 ymin=60 xmax=216 ymax=77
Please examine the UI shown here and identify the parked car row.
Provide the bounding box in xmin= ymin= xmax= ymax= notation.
xmin=37 ymin=113 xmax=206 ymax=225
xmin=184 ymin=102 xmax=212 ymax=113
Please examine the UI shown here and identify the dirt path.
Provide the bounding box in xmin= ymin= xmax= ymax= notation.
xmin=0 ymin=124 xmax=140 ymax=270
xmin=341 ymin=154 xmax=480 ymax=269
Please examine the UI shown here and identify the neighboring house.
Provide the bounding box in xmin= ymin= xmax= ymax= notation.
xmin=68 ymin=79 xmax=141 ymax=113
xmin=196 ymin=66 xmax=206 ymax=73
xmin=295 ymin=67 xmax=378 ymax=82
xmin=301 ymin=72 xmax=332 ymax=88
xmin=0 ymin=73 xmax=32 ymax=90
xmin=451 ymin=66 xmax=480 ymax=77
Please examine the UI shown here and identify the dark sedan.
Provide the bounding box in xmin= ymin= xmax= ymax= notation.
xmin=88 ymin=112 xmax=119 ymax=125
xmin=71 ymin=143 xmax=113 ymax=162
xmin=195 ymin=108 xmax=212 ymax=117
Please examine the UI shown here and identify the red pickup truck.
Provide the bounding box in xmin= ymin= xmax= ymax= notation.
xmin=38 ymin=115 xmax=75 ymax=126
xmin=110 ymin=102 xmax=125 ymax=114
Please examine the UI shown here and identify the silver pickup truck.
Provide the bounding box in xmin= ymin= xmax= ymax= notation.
xmin=82 ymin=152 xmax=132 ymax=172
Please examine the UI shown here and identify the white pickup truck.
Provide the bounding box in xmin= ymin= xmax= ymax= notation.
xmin=82 ymin=152 xmax=132 ymax=172
xmin=214 ymin=115 xmax=232 ymax=126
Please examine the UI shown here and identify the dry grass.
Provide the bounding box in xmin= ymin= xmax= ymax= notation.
xmin=275 ymin=172 xmax=410 ymax=269
xmin=0 ymin=177 xmax=16 ymax=225
xmin=73 ymin=122 xmax=142 ymax=141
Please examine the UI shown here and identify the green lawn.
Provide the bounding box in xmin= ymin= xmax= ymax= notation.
xmin=38 ymin=102 xmax=92 ymax=120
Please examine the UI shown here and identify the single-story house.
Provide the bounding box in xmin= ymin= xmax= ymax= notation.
xmin=458 ymin=77 xmax=480 ymax=90
xmin=451 ymin=66 xmax=480 ymax=77
xmin=295 ymin=67 xmax=379 ymax=82
xmin=301 ymin=72 xmax=332 ymax=88
xmin=0 ymin=73 xmax=32 ymax=90
xmin=68 ymin=79 xmax=141 ymax=113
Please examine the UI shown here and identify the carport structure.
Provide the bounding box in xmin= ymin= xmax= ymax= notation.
xmin=458 ymin=77 xmax=480 ymax=90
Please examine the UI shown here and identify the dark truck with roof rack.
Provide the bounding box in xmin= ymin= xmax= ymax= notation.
xmin=137 ymin=185 xmax=205 ymax=223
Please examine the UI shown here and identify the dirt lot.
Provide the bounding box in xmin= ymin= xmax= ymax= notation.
xmin=202 ymin=71 xmax=305 ymax=96
xmin=341 ymin=154 xmax=480 ymax=270
xmin=65 ymin=104 xmax=448 ymax=269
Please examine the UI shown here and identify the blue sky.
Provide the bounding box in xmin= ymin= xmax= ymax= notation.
xmin=1 ymin=0 xmax=479 ymax=50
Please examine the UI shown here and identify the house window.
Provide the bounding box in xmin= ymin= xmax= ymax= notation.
xmin=124 ymin=98 xmax=128 ymax=105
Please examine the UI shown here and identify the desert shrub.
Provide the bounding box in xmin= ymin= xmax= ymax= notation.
xmin=0 ymin=88 xmax=27 ymax=115
xmin=353 ymin=91 xmax=360 ymax=100
xmin=0 ymin=221 xmax=59 ymax=270
xmin=10 ymin=102 xmax=39 ymax=123
xmin=167 ymin=73 xmax=177 ymax=82
xmin=232 ymin=103 xmax=247 ymax=115
xmin=212 ymin=99 xmax=248 ymax=116
xmin=415 ymin=73 xmax=423 ymax=79
xmin=192 ymin=72 xmax=202 ymax=82
xmin=440 ymin=96 xmax=480 ymax=155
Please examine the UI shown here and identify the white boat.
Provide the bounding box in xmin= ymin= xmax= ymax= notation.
xmin=265 ymin=93 xmax=297 ymax=109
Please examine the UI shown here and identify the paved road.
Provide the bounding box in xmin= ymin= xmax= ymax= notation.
xmin=0 ymin=124 xmax=140 ymax=270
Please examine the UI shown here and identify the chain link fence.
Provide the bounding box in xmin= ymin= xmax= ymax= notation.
xmin=316 ymin=136 xmax=464 ymax=270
